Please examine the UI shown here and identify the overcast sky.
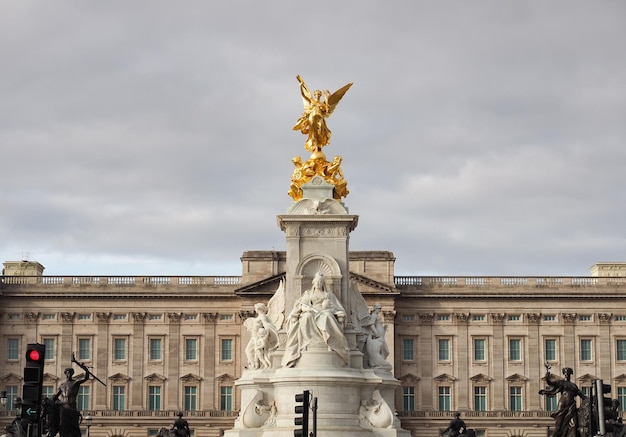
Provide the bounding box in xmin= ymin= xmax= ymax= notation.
xmin=1 ymin=1 xmax=625 ymax=277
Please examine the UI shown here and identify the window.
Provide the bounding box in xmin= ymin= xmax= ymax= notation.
xmin=184 ymin=386 xmax=197 ymax=411
xmin=220 ymin=314 xmax=233 ymax=321
xmin=580 ymin=339 xmax=593 ymax=362
xmin=221 ymin=339 xmax=233 ymax=361
xmin=113 ymin=338 xmax=126 ymax=361
xmin=618 ymin=387 xmax=626 ymax=412
xmin=579 ymin=315 xmax=592 ymax=321
xmin=473 ymin=338 xmax=486 ymax=362
xmin=220 ymin=386 xmax=233 ymax=411
xmin=78 ymin=314 xmax=91 ymax=320
xmin=544 ymin=315 xmax=556 ymax=321
xmin=617 ymin=339 xmax=626 ymax=361
xmin=402 ymin=386 xmax=415 ymax=411
xmin=508 ymin=315 xmax=520 ymax=321
xmin=43 ymin=338 xmax=55 ymax=361
xmin=509 ymin=387 xmax=522 ymax=411
xmin=149 ymin=314 xmax=162 ymax=320
xmin=78 ymin=338 xmax=91 ymax=361
xmin=545 ymin=394 xmax=557 ymax=412
xmin=474 ymin=386 xmax=487 ymax=411
xmin=545 ymin=339 xmax=557 ymax=362
xmin=582 ymin=386 xmax=591 ymax=399
xmin=472 ymin=315 xmax=485 ymax=321
xmin=113 ymin=314 xmax=126 ymax=320
xmin=509 ymin=338 xmax=522 ymax=361
xmin=42 ymin=386 xmax=55 ymax=399
xmin=113 ymin=386 xmax=125 ymax=410
xmin=149 ymin=338 xmax=162 ymax=361
xmin=403 ymin=339 xmax=414 ymax=361
xmin=185 ymin=314 xmax=198 ymax=321
xmin=185 ymin=338 xmax=198 ymax=361
xmin=7 ymin=338 xmax=19 ymax=360
xmin=148 ymin=386 xmax=161 ymax=410
xmin=77 ymin=386 xmax=89 ymax=411
xmin=5 ymin=386 xmax=18 ymax=410
xmin=616 ymin=316 xmax=626 ymax=322
xmin=42 ymin=314 xmax=56 ymax=320
xmin=401 ymin=314 xmax=415 ymax=322
xmin=438 ymin=386 xmax=451 ymax=411
xmin=437 ymin=315 xmax=450 ymax=321
xmin=438 ymin=338 xmax=450 ymax=362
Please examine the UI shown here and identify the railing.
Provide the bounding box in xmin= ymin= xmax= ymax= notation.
xmin=1 ymin=276 xmax=242 ymax=286
xmin=0 ymin=409 xmax=240 ymax=419
xmin=395 ymin=276 xmax=626 ymax=289
xmin=396 ymin=410 xmax=553 ymax=418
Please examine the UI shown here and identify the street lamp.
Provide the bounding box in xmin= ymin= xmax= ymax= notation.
xmin=85 ymin=414 xmax=92 ymax=437
xmin=0 ymin=391 xmax=7 ymax=408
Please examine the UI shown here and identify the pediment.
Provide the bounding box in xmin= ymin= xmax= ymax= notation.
xmin=470 ymin=373 xmax=492 ymax=383
xmin=0 ymin=372 xmax=22 ymax=382
xmin=216 ymin=373 xmax=235 ymax=383
xmin=613 ymin=374 xmax=626 ymax=383
xmin=349 ymin=272 xmax=396 ymax=293
xmin=180 ymin=373 xmax=202 ymax=383
xmin=399 ymin=373 xmax=420 ymax=383
xmin=43 ymin=373 xmax=59 ymax=383
xmin=506 ymin=374 xmax=528 ymax=383
xmin=577 ymin=373 xmax=597 ymax=384
xmin=235 ymin=273 xmax=285 ymax=295
xmin=109 ymin=373 xmax=131 ymax=383
xmin=434 ymin=373 xmax=456 ymax=383
xmin=144 ymin=373 xmax=166 ymax=383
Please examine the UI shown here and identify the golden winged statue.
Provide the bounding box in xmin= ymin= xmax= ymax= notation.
xmin=293 ymin=75 xmax=353 ymax=154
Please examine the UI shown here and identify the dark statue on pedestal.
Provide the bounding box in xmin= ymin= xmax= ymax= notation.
xmin=539 ymin=364 xmax=586 ymax=437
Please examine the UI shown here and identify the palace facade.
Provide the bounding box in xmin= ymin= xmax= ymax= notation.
xmin=2 ymin=256 xmax=626 ymax=437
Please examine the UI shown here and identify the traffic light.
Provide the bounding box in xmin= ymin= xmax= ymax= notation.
xmin=294 ymin=390 xmax=310 ymax=437
xmin=594 ymin=379 xmax=615 ymax=436
xmin=21 ymin=343 xmax=45 ymax=435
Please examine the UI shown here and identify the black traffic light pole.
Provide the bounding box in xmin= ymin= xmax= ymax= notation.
xmin=22 ymin=343 xmax=46 ymax=437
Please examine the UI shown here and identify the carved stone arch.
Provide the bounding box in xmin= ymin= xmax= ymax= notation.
xmin=506 ymin=374 xmax=528 ymax=383
xmin=0 ymin=372 xmax=22 ymax=383
xmin=295 ymin=253 xmax=342 ymax=296
xmin=614 ymin=374 xmax=626 ymax=384
xmin=399 ymin=373 xmax=420 ymax=384
xmin=470 ymin=373 xmax=493 ymax=383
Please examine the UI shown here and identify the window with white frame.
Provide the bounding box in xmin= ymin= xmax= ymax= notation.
xmin=148 ymin=386 xmax=161 ymax=410
xmin=77 ymin=386 xmax=90 ymax=411
xmin=438 ymin=338 xmax=451 ymax=362
xmin=185 ymin=338 xmax=198 ymax=361
xmin=616 ymin=339 xmax=626 ymax=361
xmin=545 ymin=338 xmax=557 ymax=362
xmin=438 ymin=386 xmax=451 ymax=411
xmin=473 ymin=338 xmax=486 ymax=362
xmin=7 ymin=338 xmax=19 ymax=360
xmin=113 ymin=338 xmax=126 ymax=361
xmin=43 ymin=338 xmax=55 ymax=361
xmin=509 ymin=386 xmax=522 ymax=411
xmin=113 ymin=386 xmax=125 ymax=410
xmin=509 ymin=338 xmax=522 ymax=361
xmin=5 ymin=385 xmax=18 ymax=410
xmin=149 ymin=338 xmax=162 ymax=361
xmin=580 ymin=338 xmax=593 ymax=362
xmin=618 ymin=387 xmax=626 ymax=412
xmin=220 ymin=386 xmax=233 ymax=411
xmin=221 ymin=338 xmax=233 ymax=361
xmin=184 ymin=386 xmax=197 ymax=411
xmin=402 ymin=386 xmax=415 ymax=411
xmin=403 ymin=338 xmax=414 ymax=361
xmin=473 ymin=386 xmax=487 ymax=411
xmin=77 ymin=338 xmax=91 ymax=361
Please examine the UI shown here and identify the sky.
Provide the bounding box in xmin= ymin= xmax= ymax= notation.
xmin=1 ymin=1 xmax=625 ymax=278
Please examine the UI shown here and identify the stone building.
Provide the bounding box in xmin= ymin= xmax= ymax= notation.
xmin=2 ymin=257 xmax=625 ymax=437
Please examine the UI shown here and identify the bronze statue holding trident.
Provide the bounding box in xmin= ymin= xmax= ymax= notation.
xmin=289 ymin=76 xmax=352 ymax=201
xmin=51 ymin=353 xmax=106 ymax=437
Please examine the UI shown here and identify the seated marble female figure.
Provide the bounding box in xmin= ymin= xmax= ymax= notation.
xmin=282 ymin=272 xmax=350 ymax=367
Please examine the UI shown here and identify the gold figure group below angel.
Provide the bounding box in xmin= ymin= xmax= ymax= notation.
xmin=289 ymin=75 xmax=352 ymax=202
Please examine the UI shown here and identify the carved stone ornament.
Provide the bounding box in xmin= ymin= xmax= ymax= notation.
xmin=96 ymin=312 xmax=112 ymax=323
xmin=526 ymin=313 xmax=541 ymax=323
xmin=60 ymin=312 xmax=75 ymax=324
xmin=144 ymin=373 xmax=166 ymax=383
xmin=167 ymin=312 xmax=183 ymax=323
xmin=24 ymin=312 xmax=40 ymax=323
xmin=109 ymin=373 xmax=131 ymax=383
xmin=598 ymin=313 xmax=612 ymax=323
xmin=202 ymin=313 xmax=218 ymax=323
xmin=180 ymin=373 xmax=202 ymax=383
xmin=131 ymin=312 xmax=147 ymax=323
xmin=359 ymin=389 xmax=394 ymax=429
xmin=562 ymin=313 xmax=577 ymax=324
xmin=382 ymin=311 xmax=396 ymax=324
xmin=419 ymin=313 xmax=435 ymax=324
xmin=455 ymin=313 xmax=470 ymax=323
xmin=490 ymin=313 xmax=506 ymax=323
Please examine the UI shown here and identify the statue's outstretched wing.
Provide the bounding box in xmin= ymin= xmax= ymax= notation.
xmin=348 ymin=278 xmax=370 ymax=332
xmin=326 ymin=82 xmax=353 ymax=115
xmin=267 ymin=280 xmax=285 ymax=330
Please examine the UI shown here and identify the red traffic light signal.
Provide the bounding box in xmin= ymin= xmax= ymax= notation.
xmin=25 ymin=344 xmax=45 ymax=364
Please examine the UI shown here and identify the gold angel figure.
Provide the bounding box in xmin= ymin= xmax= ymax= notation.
xmin=293 ymin=75 xmax=352 ymax=153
